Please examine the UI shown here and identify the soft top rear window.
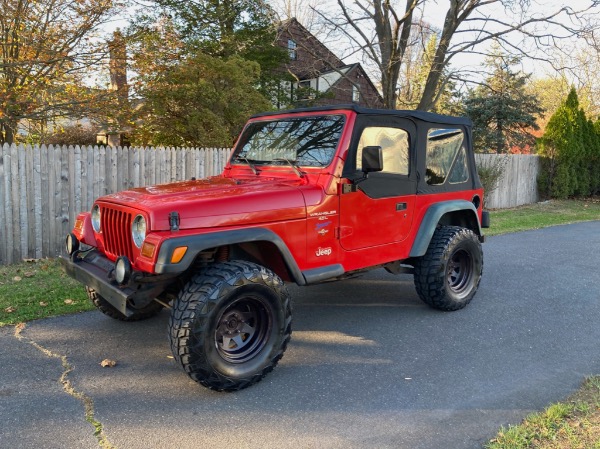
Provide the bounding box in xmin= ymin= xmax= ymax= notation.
xmin=233 ymin=115 xmax=345 ymax=167
xmin=425 ymin=128 xmax=468 ymax=185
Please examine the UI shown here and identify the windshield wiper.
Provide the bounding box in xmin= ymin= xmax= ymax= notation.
xmin=234 ymin=156 xmax=260 ymax=175
xmin=273 ymin=158 xmax=305 ymax=178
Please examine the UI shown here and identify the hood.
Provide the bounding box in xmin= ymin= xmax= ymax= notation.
xmin=100 ymin=176 xmax=311 ymax=230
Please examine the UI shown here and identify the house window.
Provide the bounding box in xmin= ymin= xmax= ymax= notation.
xmin=288 ymin=39 xmax=297 ymax=60
xmin=352 ymin=85 xmax=360 ymax=103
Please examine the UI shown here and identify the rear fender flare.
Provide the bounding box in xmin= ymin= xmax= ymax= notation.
xmin=409 ymin=201 xmax=481 ymax=258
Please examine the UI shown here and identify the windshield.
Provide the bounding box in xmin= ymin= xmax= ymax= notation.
xmin=233 ymin=115 xmax=345 ymax=167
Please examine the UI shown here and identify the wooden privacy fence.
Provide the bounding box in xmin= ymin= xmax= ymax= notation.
xmin=474 ymin=154 xmax=540 ymax=209
xmin=0 ymin=144 xmax=541 ymax=265
xmin=0 ymin=144 xmax=231 ymax=265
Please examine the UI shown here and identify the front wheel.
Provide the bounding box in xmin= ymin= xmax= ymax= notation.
xmin=168 ymin=261 xmax=292 ymax=391
xmin=413 ymin=226 xmax=483 ymax=311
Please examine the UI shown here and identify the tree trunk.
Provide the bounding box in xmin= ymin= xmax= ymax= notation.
xmin=0 ymin=121 xmax=16 ymax=146
xmin=375 ymin=0 xmax=416 ymax=109
xmin=417 ymin=1 xmax=460 ymax=111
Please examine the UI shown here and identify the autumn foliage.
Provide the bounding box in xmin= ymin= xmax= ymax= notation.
xmin=0 ymin=0 xmax=124 ymax=145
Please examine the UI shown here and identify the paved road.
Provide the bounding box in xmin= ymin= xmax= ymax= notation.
xmin=1 ymin=221 xmax=599 ymax=449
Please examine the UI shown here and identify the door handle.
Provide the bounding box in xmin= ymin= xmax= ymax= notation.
xmin=396 ymin=202 xmax=407 ymax=211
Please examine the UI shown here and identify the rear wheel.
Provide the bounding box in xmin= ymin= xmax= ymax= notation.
xmin=168 ymin=261 xmax=292 ymax=391
xmin=413 ymin=226 xmax=483 ymax=311
xmin=86 ymin=287 xmax=163 ymax=321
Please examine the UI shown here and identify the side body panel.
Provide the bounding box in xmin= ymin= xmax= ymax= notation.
xmin=335 ymin=190 xmax=483 ymax=273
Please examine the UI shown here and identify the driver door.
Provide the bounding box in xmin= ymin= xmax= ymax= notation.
xmin=339 ymin=119 xmax=417 ymax=251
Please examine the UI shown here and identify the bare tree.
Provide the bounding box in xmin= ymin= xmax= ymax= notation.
xmin=269 ymin=0 xmax=323 ymax=31
xmin=315 ymin=0 xmax=599 ymax=110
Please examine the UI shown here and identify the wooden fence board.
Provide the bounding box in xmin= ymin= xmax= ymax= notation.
xmin=0 ymin=145 xmax=8 ymax=264
xmin=20 ymin=146 xmax=29 ymax=257
xmin=59 ymin=146 xmax=70 ymax=256
xmin=33 ymin=146 xmax=42 ymax=258
xmin=25 ymin=146 xmax=34 ymax=257
xmin=40 ymin=146 xmax=50 ymax=259
xmin=10 ymin=144 xmax=20 ymax=263
xmin=475 ymin=154 xmax=540 ymax=209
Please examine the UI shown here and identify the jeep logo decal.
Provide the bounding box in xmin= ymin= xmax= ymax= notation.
xmin=315 ymin=247 xmax=332 ymax=257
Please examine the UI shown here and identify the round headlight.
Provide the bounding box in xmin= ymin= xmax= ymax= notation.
xmin=132 ymin=215 xmax=146 ymax=248
xmin=91 ymin=204 xmax=101 ymax=232
xmin=65 ymin=233 xmax=80 ymax=255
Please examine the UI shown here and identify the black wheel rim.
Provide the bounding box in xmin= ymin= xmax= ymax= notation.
xmin=214 ymin=296 xmax=272 ymax=364
xmin=447 ymin=249 xmax=473 ymax=294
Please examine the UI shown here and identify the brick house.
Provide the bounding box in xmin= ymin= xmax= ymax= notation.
xmin=276 ymin=18 xmax=383 ymax=109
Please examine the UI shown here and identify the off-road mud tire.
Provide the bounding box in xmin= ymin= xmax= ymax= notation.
xmin=168 ymin=260 xmax=292 ymax=391
xmin=414 ymin=226 xmax=483 ymax=311
xmin=86 ymin=287 xmax=164 ymax=321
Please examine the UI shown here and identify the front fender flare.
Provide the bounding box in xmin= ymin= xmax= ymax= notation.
xmin=154 ymin=228 xmax=306 ymax=285
xmin=409 ymin=200 xmax=481 ymax=258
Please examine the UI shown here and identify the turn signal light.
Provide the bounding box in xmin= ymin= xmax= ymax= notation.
xmin=141 ymin=242 xmax=156 ymax=258
xmin=171 ymin=246 xmax=188 ymax=264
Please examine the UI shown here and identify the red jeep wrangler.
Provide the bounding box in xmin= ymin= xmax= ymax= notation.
xmin=61 ymin=105 xmax=489 ymax=391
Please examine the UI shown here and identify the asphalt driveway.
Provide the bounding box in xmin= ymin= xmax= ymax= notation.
xmin=1 ymin=221 xmax=599 ymax=449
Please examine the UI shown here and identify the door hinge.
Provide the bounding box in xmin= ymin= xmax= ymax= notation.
xmin=342 ymin=183 xmax=357 ymax=194
xmin=335 ymin=226 xmax=353 ymax=239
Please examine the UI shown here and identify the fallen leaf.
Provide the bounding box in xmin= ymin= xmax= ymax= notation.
xmin=100 ymin=359 xmax=117 ymax=368
xmin=167 ymin=355 xmax=174 ymax=359
xmin=4 ymin=307 xmax=16 ymax=313
xmin=64 ymin=299 xmax=75 ymax=305
xmin=39 ymin=302 xmax=48 ymax=307
xmin=13 ymin=276 xmax=22 ymax=282
xmin=23 ymin=272 xmax=35 ymax=278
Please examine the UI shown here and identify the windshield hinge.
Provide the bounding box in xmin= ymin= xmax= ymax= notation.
xmin=169 ymin=212 xmax=180 ymax=231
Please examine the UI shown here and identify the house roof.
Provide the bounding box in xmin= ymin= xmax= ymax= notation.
xmin=321 ymin=63 xmax=383 ymax=104
xmin=277 ymin=18 xmax=345 ymax=79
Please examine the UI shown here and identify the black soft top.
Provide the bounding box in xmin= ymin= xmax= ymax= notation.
xmin=250 ymin=104 xmax=472 ymax=127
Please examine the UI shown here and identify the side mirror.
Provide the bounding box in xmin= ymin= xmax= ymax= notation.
xmin=361 ymin=146 xmax=383 ymax=173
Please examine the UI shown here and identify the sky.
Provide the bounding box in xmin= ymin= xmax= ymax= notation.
xmin=103 ymin=0 xmax=597 ymax=94
xmin=268 ymin=0 xmax=596 ymax=83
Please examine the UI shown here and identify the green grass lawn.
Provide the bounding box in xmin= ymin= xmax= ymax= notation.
xmin=0 ymin=258 xmax=91 ymax=326
xmin=487 ymin=198 xmax=600 ymax=236
xmin=486 ymin=376 xmax=600 ymax=449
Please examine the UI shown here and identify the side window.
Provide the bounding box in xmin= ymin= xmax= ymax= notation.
xmin=357 ymin=127 xmax=409 ymax=175
xmin=426 ymin=128 xmax=468 ymax=185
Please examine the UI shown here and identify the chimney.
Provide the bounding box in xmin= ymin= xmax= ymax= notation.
xmin=108 ymin=30 xmax=128 ymax=99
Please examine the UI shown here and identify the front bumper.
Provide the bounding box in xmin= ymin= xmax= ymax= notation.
xmin=60 ymin=250 xmax=175 ymax=317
